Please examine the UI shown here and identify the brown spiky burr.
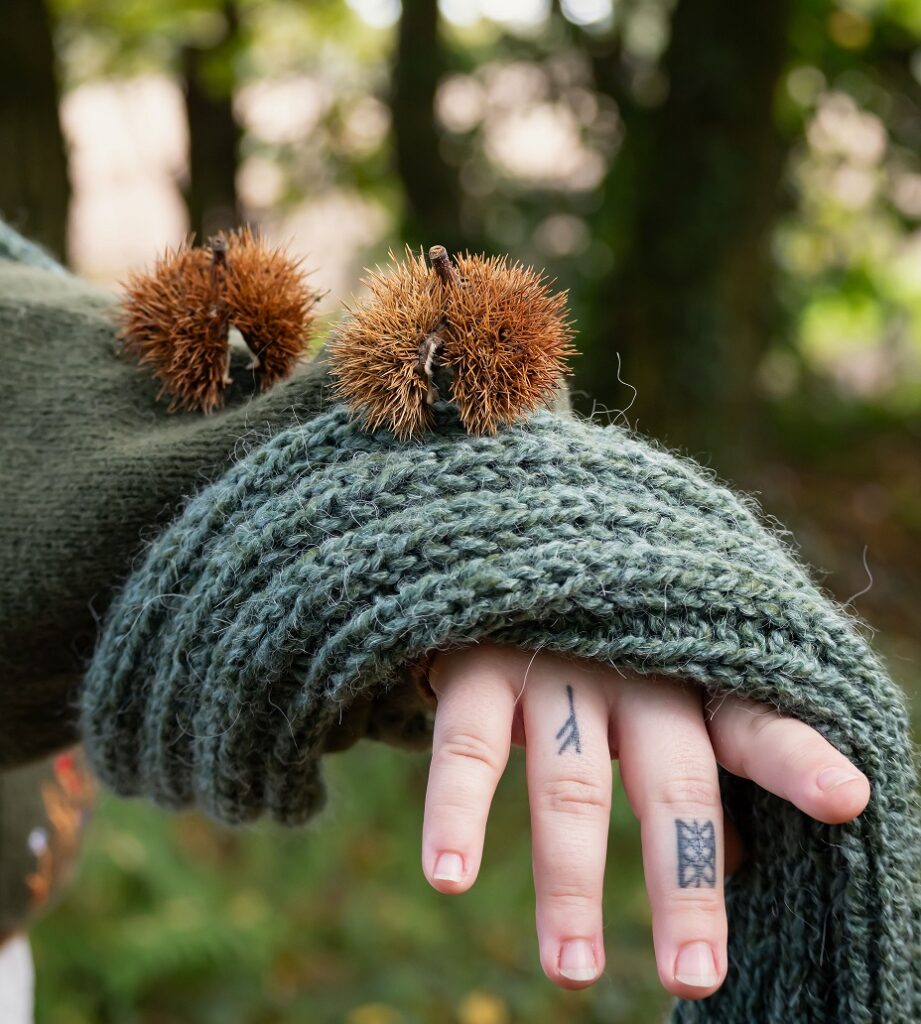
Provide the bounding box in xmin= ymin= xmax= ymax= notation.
xmin=118 ymin=240 xmax=229 ymax=413
xmin=118 ymin=227 xmax=320 ymax=413
xmin=327 ymin=245 xmax=577 ymax=439
xmin=327 ymin=247 xmax=444 ymax=439
xmin=220 ymin=227 xmax=321 ymax=389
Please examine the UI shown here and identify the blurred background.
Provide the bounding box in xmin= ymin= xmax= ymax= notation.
xmin=3 ymin=0 xmax=920 ymax=1020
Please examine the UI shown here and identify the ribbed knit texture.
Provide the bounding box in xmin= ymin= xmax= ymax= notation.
xmin=80 ymin=399 xmax=921 ymax=1022
xmin=0 ymin=233 xmax=566 ymax=767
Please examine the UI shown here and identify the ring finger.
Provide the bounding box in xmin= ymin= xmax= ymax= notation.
xmin=616 ymin=677 xmax=727 ymax=1000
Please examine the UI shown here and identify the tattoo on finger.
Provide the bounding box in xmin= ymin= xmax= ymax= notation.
xmin=676 ymin=819 xmax=716 ymax=888
xmin=556 ymin=684 xmax=582 ymax=755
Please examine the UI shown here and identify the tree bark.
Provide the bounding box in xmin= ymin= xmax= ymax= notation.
xmin=391 ymin=0 xmax=466 ymax=251
xmin=181 ymin=1 xmax=242 ymax=242
xmin=0 ymin=0 xmax=70 ymax=260
xmin=579 ymin=0 xmax=791 ymax=467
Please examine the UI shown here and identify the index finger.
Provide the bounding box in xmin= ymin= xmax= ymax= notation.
xmin=421 ymin=646 xmax=517 ymax=892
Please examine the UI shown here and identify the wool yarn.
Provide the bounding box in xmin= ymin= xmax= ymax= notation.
xmin=0 ymin=221 xmax=66 ymax=273
xmin=81 ymin=400 xmax=920 ymax=1022
xmin=0 ymin=238 xmax=330 ymax=767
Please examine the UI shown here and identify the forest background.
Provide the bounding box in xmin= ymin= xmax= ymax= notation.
xmin=3 ymin=0 xmax=920 ymax=1021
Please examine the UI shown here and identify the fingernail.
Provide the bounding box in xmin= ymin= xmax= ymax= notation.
xmin=433 ymin=851 xmax=464 ymax=882
xmin=817 ymin=767 xmax=861 ymax=792
xmin=674 ymin=942 xmax=718 ymax=987
xmin=559 ymin=939 xmax=598 ymax=981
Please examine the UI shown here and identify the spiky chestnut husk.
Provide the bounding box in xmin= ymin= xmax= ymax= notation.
xmin=118 ymin=241 xmax=228 ymax=414
xmin=220 ymin=227 xmax=321 ymax=389
xmin=328 ymin=248 xmax=444 ymax=438
xmin=118 ymin=228 xmax=319 ymax=413
xmin=327 ymin=245 xmax=577 ymax=439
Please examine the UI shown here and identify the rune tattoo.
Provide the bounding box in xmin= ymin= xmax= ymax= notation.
xmin=555 ymin=684 xmax=582 ymax=755
xmin=676 ymin=819 xmax=717 ymax=888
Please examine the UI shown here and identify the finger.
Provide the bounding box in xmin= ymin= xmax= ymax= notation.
xmin=522 ymin=657 xmax=614 ymax=989
xmin=421 ymin=646 xmax=516 ymax=893
xmin=705 ymin=693 xmax=871 ymax=825
xmin=617 ymin=679 xmax=727 ymax=1000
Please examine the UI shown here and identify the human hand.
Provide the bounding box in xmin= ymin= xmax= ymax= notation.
xmin=421 ymin=643 xmax=870 ymax=999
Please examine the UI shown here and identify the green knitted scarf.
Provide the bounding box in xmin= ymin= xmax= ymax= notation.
xmin=2 ymin=224 xmax=919 ymax=1022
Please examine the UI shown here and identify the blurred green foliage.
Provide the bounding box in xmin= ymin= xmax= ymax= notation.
xmin=33 ymin=747 xmax=668 ymax=1024
xmin=42 ymin=0 xmax=921 ymax=431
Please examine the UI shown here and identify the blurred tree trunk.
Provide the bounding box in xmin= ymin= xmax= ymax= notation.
xmin=0 ymin=0 xmax=70 ymax=260
xmin=181 ymin=1 xmax=242 ymax=242
xmin=581 ymin=0 xmax=791 ymax=467
xmin=391 ymin=0 xmax=466 ymax=251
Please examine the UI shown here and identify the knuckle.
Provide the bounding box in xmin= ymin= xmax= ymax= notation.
xmin=737 ymin=714 xmax=787 ymax=779
xmin=743 ymin=710 xmax=796 ymax=768
xmin=543 ymin=879 xmax=598 ymax=911
xmin=664 ymin=888 xmax=725 ymax=918
xmin=653 ymin=773 xmax=721 ymax=811
xmin=778 ymin=746 xmax=816 ymax=784
xmin=540 ymin=773 xmax=610 ymax=817
xmin=437 ymin=729 xmax=503 ymax=775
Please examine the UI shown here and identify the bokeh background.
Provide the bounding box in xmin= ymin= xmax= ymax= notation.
xmin=4 ymin=0 xmax=921 ymax=1021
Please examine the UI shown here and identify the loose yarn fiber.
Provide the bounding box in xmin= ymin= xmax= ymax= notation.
xmin=81 ymin=402 xmax=920 ymax=1023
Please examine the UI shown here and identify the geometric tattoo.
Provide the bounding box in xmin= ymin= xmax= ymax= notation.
xmin=676 ymin=819 xmax=716 ymax=888
xmin=555 ymin=684 xmax=582 ymax=755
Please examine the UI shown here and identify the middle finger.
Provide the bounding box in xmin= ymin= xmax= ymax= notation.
xmin=523 ymin=657 xmax=615 ymax=988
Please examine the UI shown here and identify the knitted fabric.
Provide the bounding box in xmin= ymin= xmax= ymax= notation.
xmin=0 ymin=221 xmax=66 ymax=274
xmin=0 ymin=234 xmax=569 ymax=770
xmin=0 ymin=234 xmax=567 ymax=769
xmin=0 ymin=226 xmax=444 ymax=952
xmin=81 ymin=399 xmax=921 ymax=1022
xmin=0 ymin=244 xmax=328 ymax=766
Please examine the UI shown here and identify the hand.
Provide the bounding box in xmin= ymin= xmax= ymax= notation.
xmin=421 ymin=643 xmax=870 ymax=999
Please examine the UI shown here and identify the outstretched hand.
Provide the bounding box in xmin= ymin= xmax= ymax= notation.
xmin=421 ymin=643 xmax=870 ymax=999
